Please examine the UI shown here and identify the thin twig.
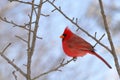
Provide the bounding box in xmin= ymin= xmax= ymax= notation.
xmin=32 ymin=58 xmax=75 ymax=80
xmin=1 ymin=43 xmax=11 ymax=54
xmin=9 ymin=0 xmax=38 ymax=6
xmin=93 ymin=33 xmax=105 ymax=48
xmin=0 ymin=17 xmax=42 ymax=40
xmin=99 ymin=0 xmax=120 ymax=76
xmin=41 ymin=13 xmax=50 ymax=17
xmin=15 ymin=35 xmax=28 ymax=43
xmin=12 ymin=71 xmax=17 ymax=80
xmin=0 ymin=17 xmax=33 ymax=32
xmin=95 ymin=32 xmax=97 ymax=38
xmin=0 ymin=43 xmax=27 ymax=78
xmin=14 ymin=0 xmax=47 ymax=5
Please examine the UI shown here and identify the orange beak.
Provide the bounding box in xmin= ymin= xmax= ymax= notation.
xmin=60 ymin=35 xmax=64 ymax=39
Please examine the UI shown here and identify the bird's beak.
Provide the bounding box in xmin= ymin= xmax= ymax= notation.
xmin=60 ymin=35 xmax=64 ymax=39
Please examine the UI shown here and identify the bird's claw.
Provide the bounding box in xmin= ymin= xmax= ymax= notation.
xmin=73 ymin=57 xmax=77 ymax=61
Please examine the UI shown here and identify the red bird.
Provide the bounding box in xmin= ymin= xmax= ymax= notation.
xmin=60 ymin=27 xmax=112 ymax=69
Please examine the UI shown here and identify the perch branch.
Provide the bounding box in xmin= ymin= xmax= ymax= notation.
xmin=32 ymin=58 xmax=75 ymax=80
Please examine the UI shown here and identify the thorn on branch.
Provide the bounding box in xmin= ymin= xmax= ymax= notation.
xmin=95 ymin=32 xmax=97 ymax=38
xmin=59 ymin=6 xmax=61 ymax=10
xmin=36 ymin=36 xmax=43 ymax=39
xmin=12 ymin=71 xmax=17 ymax=80
xmin=93 ymin=33 xmax=105 ymax=48
xmin=32 ymin=58 xmax=75 ymax=80
xmin=41 ymin=13 xmax=50 ymax=17
xmin=8 ymin=0 xmax=13 ymax=2
xmin=76 ymin=18 xmax=78 ymax=24
xmin=23 ymin=64 xmax=27 ymax=67
xmin=12 ymin=59 xmax=15 ymax=63
xmin=52 ymin=0 xmax=56 ymax=3
xmin=60 ymin=58 xmax=65 ymax=65
xmin=3 ymin=17 xmax=6 ymax=20
xmin=51 ymin=8 xmax=57 ymax=12
xmin=76 ymin=28 xmax=79 ymax=31
xmin=57 ymin=69 xmax=62 ymax=72
xmin=15 ymin=35 xmax=28 ymax=43
xmin=72 ymin=17 xmax=74 ymax=21
xmin=1 ymin=43 xmax=12 ymax=54
xmin=42 ymin=0 xmax=48 ymax=4
xmin=28 ymin=14 xmax=31 ymax=18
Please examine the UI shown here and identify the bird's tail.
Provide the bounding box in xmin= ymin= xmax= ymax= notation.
xmin=91 ymin=52 xmax=112 ymax=69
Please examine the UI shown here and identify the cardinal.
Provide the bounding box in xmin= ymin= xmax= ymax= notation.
xmin=60 ymin=27 xmax=112 ymax=69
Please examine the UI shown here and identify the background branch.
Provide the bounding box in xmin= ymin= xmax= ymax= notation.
xmin=99 ymin=0 xmax=120 ymax=76
xmin=0 ymin=43 xmax=27 ymax=78
xmin=26 ymin=0 xmax=35 ymax=79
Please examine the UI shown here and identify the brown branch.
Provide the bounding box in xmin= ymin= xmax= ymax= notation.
xmin=27 ymin=0 xmax=35 ymax=79
xmin=40 ymin=13 xmax=50 ymax=17
xmin=30 ymin=0 xmax=43 ymax=56
xmin=1 ymin=0 xmax=43 ymax=79
xmin=47 ymin=0 xmax=112 ymax=53
xmin=1 ymin=43 xmax=11 ymax=54
xmin=9 ymin=0 xmax=47 ymax=6
xmin=93 ymin=33 xmax=105 ymax=48
xmin=12 ymin=71 xmax=17 ymax=80
xmin=32 ymin=58 xmax=75 ymax=80
xmin=99 ymin=0 xmax=120 ymax=76
xmin=9 ymin=0 xmax=38 ymax=6
xmin=15 ymin=35 xmax=28 ymax=43
xmin=0 ymin=43 xmax=27 ymax=78
xmin=0 ymin=17 xmax=33 ymax=32
xmin=26 ymin=0 xmax=43 ymax=79
xmin=0 ymin=17 xmax=42 ymax=40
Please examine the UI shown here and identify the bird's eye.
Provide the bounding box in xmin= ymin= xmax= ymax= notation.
xmin=63 ymin=34 xmax=67 ymax=37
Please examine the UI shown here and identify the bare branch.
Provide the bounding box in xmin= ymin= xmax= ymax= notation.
xmin=52 ymin=0 xmax=56 ymax=3
xmin=27 ymin=0 xmax=35 ymax=79
xmin=0 ymin=17 xmax=33 ymax=32
xmin=12 ymin=71 xmax=17 ymax=80
xmin=8 ymin=0 xmax=38 ymax=6
xmin=41 ymin=13 xmax=50 ymax=17
xmin=0 ymin=17 xmax=42 ymax=40
xmin=1 ymin=43 xmax=11 ymax=54
xmin=15 ymin=35 xmax=28 ymax=43
xmin=93 ymin=33 xmax=105 ymax=48
xmin=0 ymin=43 xmax=27 ymax=78
xmin=32 ymin=58 xmax=75 ymax=80
xmin=75 ymin=18 xmax=78 ymax=24
xmin=95 ymin=32 xmax=97 ymax=38
xmin=99 ymin=0 xmax=120 ymax=76
xmin=26 ymin=0 xmax=44 ymax=79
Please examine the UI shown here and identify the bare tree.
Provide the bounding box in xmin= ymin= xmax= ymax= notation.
xmin=0 ymin=0 xmax=119 ymax=80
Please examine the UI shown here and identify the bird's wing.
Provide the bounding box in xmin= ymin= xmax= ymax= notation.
xmin=66 ymin=35 xmax=94 ymax=51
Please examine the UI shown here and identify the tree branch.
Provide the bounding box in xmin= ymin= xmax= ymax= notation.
xmin=26 ymin=0 xmax=35 ymax=79
xmin=99 ymin=0 xmax=120 ymax=77
xmin=0 ymin=43 xmax=27 ymax=78
xmin=32 ymin=58 xmax=75 ymax=80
